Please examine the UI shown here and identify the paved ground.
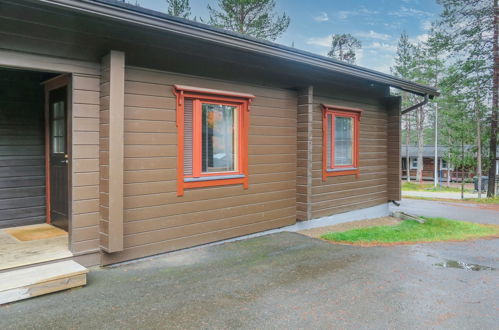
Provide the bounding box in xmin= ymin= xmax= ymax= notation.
xmin=1 ymin=234 xmax=498 ymax=329
xmin=394 ymin=198 xmax=499 ymax=225
xmin=1 ymin=199 xmax=497 ymax=329
xmin=402 ymin=190 xmax=479 ymax=199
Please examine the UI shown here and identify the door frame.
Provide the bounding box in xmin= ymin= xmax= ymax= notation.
xmin=43 ymin=74 xmax=72 ymax=230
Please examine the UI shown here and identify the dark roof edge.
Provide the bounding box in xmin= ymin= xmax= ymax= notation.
xmin=39 ymin=0 xmax=439 ymax=97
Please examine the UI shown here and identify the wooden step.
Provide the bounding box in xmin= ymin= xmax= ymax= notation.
xmin=0 ymin=260 xmax=88 ymax=305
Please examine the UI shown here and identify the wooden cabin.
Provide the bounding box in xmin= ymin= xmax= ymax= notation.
xmin=0 ymin=0 xmax=438 ymax=279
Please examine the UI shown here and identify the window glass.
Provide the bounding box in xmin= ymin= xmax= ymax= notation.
xmin=51 ymin=101 xmax=65 ymax=154
xmin=334 ymin=116 xmax=353 ymax=166
xmin=411 ymin=159 xmax=418 ymax=168
xmin=201 ymin=103 xmax=237 ymax=173
xmin=327 ymin=115 xmax=332 ymax=168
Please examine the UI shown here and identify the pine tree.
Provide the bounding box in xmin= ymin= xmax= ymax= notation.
xmin=437 ymin=0 xmax=498 ymax=196
xmin=438 ymin=64 xmax=479 ymax=197
xmin=391 ymin=33 xmax=429 ymax=182
xmin=166 ymin=0 xmax=191 ymax=19
xmin=207 ymin=0 xmax=290 ymax=41
xmin=327 ymin=34 xmax=362 ymax=64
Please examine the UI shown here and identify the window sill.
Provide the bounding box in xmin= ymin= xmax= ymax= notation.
xmin=327 ymin=168 xmax=358 ymax=172
xmin=184 ymin=174 xmax=245 ymax=183
xmin=323 ymin=168 xmax=360 ymax=180
xmin=179 ymin=174 xmax=248 ymax=196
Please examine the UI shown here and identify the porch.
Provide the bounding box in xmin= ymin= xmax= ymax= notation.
xmin=0 ymin=67 xmax=86 ymax=304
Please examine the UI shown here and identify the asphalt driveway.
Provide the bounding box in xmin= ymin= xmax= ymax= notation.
xmin=395 ymin=198 xmax=499 ymax=225
xmin=1 ymin=229 xmax=498 ymax=329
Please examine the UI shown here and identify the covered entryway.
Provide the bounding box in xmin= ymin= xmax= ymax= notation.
xmin=0 ymin=67 xmax=71 ymax=270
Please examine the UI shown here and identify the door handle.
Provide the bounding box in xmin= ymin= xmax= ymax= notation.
xmin=61 ymin=159 xmax=68 ymax=164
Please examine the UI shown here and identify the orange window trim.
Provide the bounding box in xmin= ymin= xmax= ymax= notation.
xmin=174 ymin=85 xmax=255 ymax=196
xmin=322 ymin=104 xmax=362 ymax=181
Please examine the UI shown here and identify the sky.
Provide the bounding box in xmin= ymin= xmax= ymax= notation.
xmin=133 ymin=0 xmax=443 ymax=73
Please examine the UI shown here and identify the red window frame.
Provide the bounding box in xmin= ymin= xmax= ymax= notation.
xmin=174 ymin=85 xmax=255 ymax=196
xmin=322 ymin=104 xmax=362 ymax=181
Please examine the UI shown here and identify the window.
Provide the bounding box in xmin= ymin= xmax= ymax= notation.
xmin=441 ymin=159 xmax=449 ymax=170
xmin=174 ymin=85 xmax=254 ymax=196
xmin=322 ymin=104 xmax=362 ymax=180
xmin=51 ymin=100 xmax=66 ymax=154
xmin=410 ymin=158 xmax=418 ymax=169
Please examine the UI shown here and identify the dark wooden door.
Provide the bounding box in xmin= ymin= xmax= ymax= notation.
xmin=48 ymin=86 xmax=69 ymax=231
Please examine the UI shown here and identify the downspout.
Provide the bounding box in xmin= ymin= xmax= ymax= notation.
xmin=401 ymin=94 xmax=429 ymax=115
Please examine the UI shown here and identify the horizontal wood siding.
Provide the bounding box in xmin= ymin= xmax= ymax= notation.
xmin=99 ymin=56 xmax=111 ymax=251
xmin=311 ymin=90 xmax=390 ymax=219
xmin=102 ymin=67 xmax=297 ymax=264
xmin=387 ymin=96 xmax=401 ymax=201
xmin=71 ymin=72 xmax=101 ymax=256
xmin=296 ymin=86 xmax=313 ymax=221
xmin=0 ymin=69 xmax=46 ymax=228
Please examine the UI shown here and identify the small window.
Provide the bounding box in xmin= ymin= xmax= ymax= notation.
xmin=410 ymin=158 xmax=418 ymax=169
xmin=51 ymin=101 xmax=66 ymax=154
xmin=322 ymin=104 xmax=362 ymax=180
xmin=441 ymin=159 xmax=448 ymax=170
xmin=174 ymin=85 xmax=254 ymax=196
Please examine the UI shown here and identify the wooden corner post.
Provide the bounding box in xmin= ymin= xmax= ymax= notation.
xmin=100 ymin=51 xmax=125 ymax=253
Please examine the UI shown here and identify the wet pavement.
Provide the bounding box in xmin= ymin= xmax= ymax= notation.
xmin=1 ymin=230 xmax=498 ymax=329
xmin=394 ymin=198 xmax=499 ymax=225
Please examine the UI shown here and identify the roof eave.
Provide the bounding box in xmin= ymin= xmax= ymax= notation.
xmin=37 ymin=0 xmax=439 ymax=97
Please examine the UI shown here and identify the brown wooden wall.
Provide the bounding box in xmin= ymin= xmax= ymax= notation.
xmin=99 ymin=56 xmax=111 ymax=251
xmin=387 ymin=97 xmax=401 ymax=201
xmin=296 ymin=87 xmax=313 ymax=221
xmin=0 ymin=69 xmax=46 ymax=228
xmin=101 ymin=67 xmax=297 ymax=264
xmin=70 ymin=72 xmax=101 ymax=263
xmin=311 ymin=89 xmax=391 ymax=219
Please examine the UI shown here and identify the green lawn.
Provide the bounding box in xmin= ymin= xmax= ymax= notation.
xmin=402 ymin=182 xmax=472 ymax=193
xmin=320 ymin=217 xmax=499 ymax=245
xmin=462 ymin=196 xmax=499 ymax=204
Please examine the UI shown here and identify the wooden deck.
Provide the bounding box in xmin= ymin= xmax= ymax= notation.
xmin=0 ymin=260 xmax=88 ymax=305
xmin=0 ymin=224 xmax=72 ymax=272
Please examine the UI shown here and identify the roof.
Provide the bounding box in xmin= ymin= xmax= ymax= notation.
xmin=401 ymin=145 xmax=475 ymax=158
xmin=41 ymin=0 xmax=439 ymax=97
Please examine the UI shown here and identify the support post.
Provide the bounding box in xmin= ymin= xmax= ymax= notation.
xmin=99 ymin=51 xmax=125 ymax=253
xmin=296 ymin=86 xmax=314 ymax=221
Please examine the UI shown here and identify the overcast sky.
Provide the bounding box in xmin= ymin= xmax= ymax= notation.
xmin=133 ymin=0 xmax=442 ymax=73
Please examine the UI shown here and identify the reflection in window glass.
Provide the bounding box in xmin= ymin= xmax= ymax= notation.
xmin=51 ymin=101 xmax=65 ymax=154
xmin=202 ymin=103 xmax=237 ymax=173
xmin=334 ymin=116 xmax=353 ymax=166
xmin=327 ymin=115 xmax=332 ymax=168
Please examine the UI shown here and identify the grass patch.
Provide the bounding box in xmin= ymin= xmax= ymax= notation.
xmin=402 ymin=182 xmax=472 ymax=193
xmin=320 ymin=217 xmax=499 ymax=245
xmin=462 ymin=196 xmax=499 ymax=204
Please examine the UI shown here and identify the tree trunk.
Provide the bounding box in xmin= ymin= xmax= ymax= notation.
xmin=406 ymin=115 xmax=411 ymax=182
xmin=434 ymin=103 xmax=439 ymax=187
xmin=477 ymin=111 xmax=482 ymax=198
xmin=488 ymin=0 xmax=499 ymax=197
xmin=416 ymin=108 xmax=425 ymax=183
xmin=447 ymin=166 xmax=451 ymax=186
xmin=461 ymin=142 xmax=465 ymax=200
